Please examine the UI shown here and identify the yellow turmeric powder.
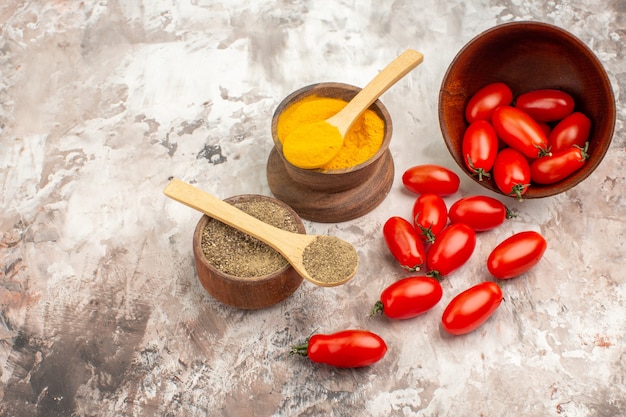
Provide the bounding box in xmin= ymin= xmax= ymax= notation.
xmin=277 ymin=95 xmax=385 ymax=170
xmin=282 ymin=120 xmax=343 ymax=169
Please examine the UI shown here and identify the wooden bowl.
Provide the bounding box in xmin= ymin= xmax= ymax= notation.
xmin=267 ymin=82 xmax=394 ymax=222
xmin=192 ymin=194 xmax=305 ymax=310
xmin=439 ymin=21 xmax=616 ymax=198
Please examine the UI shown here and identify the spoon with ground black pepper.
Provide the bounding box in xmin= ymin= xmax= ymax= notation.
xmin=163 ymin=179 xmax=358 ymax=287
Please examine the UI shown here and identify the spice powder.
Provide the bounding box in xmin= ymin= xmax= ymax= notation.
xmin=201 ymin=199 xmax=300 ymax=277
xmin=302 ymin=236 xmax=358 ymax=284
xmin=276 ymin=95 xmax=385 ymax=170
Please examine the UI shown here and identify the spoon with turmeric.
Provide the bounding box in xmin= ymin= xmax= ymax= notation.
xmin=282 ymin=49 xmax=424 ymax=169
xmin=163 ymin=179 xmax=358 ymax=287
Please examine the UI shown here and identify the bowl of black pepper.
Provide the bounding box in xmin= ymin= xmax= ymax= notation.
xmin=192 ymin=194 xmax=306 ymax=310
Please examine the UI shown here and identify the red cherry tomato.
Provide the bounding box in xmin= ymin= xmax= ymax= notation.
xmin=548 ymin=112 xmax=591 ymax=153
xmin=426 ymin=223 xmax=476 ymax=278
xmin=462 ymin=120 xmax=499 ymax=181
xmin=515 ymin=89 xmax=575 ymax=122
xmin=412 ymin=193 xmax=448 ymax=243
xmin=383 ymin=216 xmax=426 ymax=271
xmin=371 ymin=276 xmax=443 ymax=320
xmin=537 ymin=122 xmax=552 ymax=137
xmin=402 ymin=164 xmax=460 ymax=196
xmin=487 ymin=231 xmax=547 ymax=279
xmin=492 ymin=106 xmax=550 ymax=158
xmin=448 ymin=195 xmax=515 ymax=232
xmin=465 ymin=82 xmax=513 ymax=123
xmin=441 ymin=282 xmax=503 ymax=335
xmin=530 ymin=143 xmax=589 ymax=184
xmin=291 ymin=330 xmax=387 ymax=368
xmin=493 ymin=148 xmax=531 ymax=201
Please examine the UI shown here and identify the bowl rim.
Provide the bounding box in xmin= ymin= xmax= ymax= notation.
xmin=438 ymin=20 xmax=616 ymax=198
xmin=271 ymin=82 xmax=394 ymax=175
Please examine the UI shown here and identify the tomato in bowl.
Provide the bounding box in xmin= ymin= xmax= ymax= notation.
xmin=439 ymin=21 xmax=615 ymax=199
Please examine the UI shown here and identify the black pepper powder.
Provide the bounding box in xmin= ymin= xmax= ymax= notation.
xmin=201 ymin=199 xmax=299 ymax=277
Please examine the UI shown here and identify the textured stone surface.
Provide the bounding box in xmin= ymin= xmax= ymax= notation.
xmin=0 ymin=1 xmax=624 ymax=416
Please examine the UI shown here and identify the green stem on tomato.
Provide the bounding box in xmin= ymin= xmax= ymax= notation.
xmin=416 ymin=224 xmax=436 ymax=244
xmin=575 ymin=141 xmax=590 ymax=161
xmin=466 ymin=154 xmax=491 ymax=181
xmin=401 ymin=264 xmax=421 ymax=273
xmin=535 ymin=144 xmax=552 ymax=158
xmin=290 ymin=342 xmax=309 ymax=357
xmin=426 ymin=270 xmax=443 ymax=280
xmin=509 ymin=183 xmax=529 ymax=202
xmin=505 ymin=206 xmax=517 ymax=219
xmin=370 ymin=301 xmax=384 ymax=317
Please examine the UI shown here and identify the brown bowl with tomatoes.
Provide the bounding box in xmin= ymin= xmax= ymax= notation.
xmin=439 ymin=21 xmax=616 ymax=199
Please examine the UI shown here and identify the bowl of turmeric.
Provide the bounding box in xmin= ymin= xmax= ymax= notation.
xmin=267 ymin=82 xmax=394 ymax=223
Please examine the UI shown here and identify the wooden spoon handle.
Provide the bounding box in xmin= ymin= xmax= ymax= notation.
xmin=163 ymin=179 xmax=305 ymax=254
xmin=164 ymin=179 xmax=357 ymax=287
xmin=328 ymin=49 xmax=424 ymax=136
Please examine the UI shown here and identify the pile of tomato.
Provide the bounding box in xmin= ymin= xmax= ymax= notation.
xmin=462 ymin=83 xmax=591 ymax=200
xmin=292 ymin=164 xmax=548 ymax=368
xmin=376 ymin=164 xmax=547 ymax=335
xmin=291 ymin=84 xmax=587 ymax=369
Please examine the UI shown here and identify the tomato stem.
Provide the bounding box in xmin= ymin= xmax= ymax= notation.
xmin=426 ymin=270 xmax=443 ymax=280
xmin=505 ymin=206 xmax=517 ymax=219
xmin=477 ymin=168 xmax=491 ymax=181
xmin=401 ymin=264 xmax=422 ymax=272
xmin=416 ymin=224 xmax=436 ymax=244
xmin=535 ymin=144 xmax=552 ymax=158
xmin=370 ymin=301 xmax=384 ymax=317
xmin=575 ymin=141 xmax=590 ymax=161
xmin=290 ymin=342 xmax=309 ymax=357
xmin=466 ymin=155 xmax=491 ymax=181
xmin=509 ymin=183 xmax=528 ymax=202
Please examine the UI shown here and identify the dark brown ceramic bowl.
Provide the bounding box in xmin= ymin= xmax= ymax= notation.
xmin=439 ymin=21 xmax=616 ymax=198
xmin=267 ymin=82 xmax=394 ymax=222
xmin=192 ymin=194 xmax=305 ymax=310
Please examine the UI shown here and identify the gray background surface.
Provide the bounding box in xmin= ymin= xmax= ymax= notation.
xmin=1 ymin=1 xmax=624 ymax=416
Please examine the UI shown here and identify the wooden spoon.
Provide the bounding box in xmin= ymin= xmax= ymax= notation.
xmin=163 ymin=179 xmax=358 ymax=287
xmin=282 ymin=48 xmax=424 ymax=169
